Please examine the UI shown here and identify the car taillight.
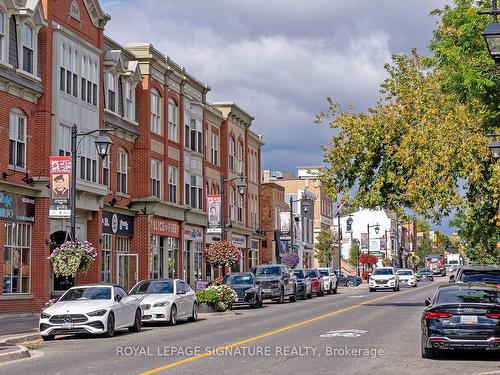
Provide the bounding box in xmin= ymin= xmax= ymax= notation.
xmin=485 ymin=313 xmax=500 ymax=319
xmin=425 ymin=311 xmax=452 ymax=319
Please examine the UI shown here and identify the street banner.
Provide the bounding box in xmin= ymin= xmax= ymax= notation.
xmin=49 ymin=156 xmax=72 ymax=218
xmin=280 ymin=212 xmax=290 ymax=234
xmin=361 ymin=233 xmax=368 ymax=249
xmin=369 ymin=238 xmax=380 ymax=252
xmin=380 ymin=236 xmax=386 ymax=251
xmin=206 ymin=195 xmax=222 ymax=234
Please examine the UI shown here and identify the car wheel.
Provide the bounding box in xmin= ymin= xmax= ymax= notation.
xmin=41 ymin=334 xmax=55 ymax=341
xmin=104 ymin=312 xmax=115 ymax=337
xmin=188 ymin=303 xmax=198 ymax=322
xmin=169 ymin=305 xmax=177 ymax=325
xmin=289 ymin=287 xmax=297 ymax=302
xmin=259 ymin=294 xmax=264 ymax=307
xmin=332 ymin=282 xmax=338 ymax=294
xmin=413 ymin=283 xmax=417 ymax=288
xmin=347 ymin=280 xmax=353 ymax=287
xmin=421 ymin=335 xmax=437 ymax=359
xmin=393 ymin=286 xmax=398 ymax=292
xmin=319 ymin=288 xmax=324 ymax=297
xmin=129 ymin=308 xmax=142 ymax=333
xmin=277 ymin=288 xmax=285 ymax=304
xmin=369 ymin=288 xmax=374 ymax=292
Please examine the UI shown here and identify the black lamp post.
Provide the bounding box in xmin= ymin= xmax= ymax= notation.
xmin=479 ymin=0 xmax=500 ymax=63
xmin=366 ymin=223 xmax=380 ymax=256
xmin=70 ymin=123 xmax=113 ymax=241
xmin=489 ymin=136 xmax=500 ymax=160
xmin=289 ymin=194 xmax=310 ymax=263
xmin=220 ymin=173 xmax=247 ymax=241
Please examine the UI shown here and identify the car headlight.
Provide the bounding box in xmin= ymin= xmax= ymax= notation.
xmin=388 ymin=277 xmax=395 ymax=281
xmin=271 ymin=282 xmax=279 ymax=288
xmin=40 ymin=312 xmax=51 ymax=319
xmin=87 ymin=309 xmax=107 ymax=317
xmin=369 ymin=277 xmax=374 ymax=282
xmin=245 ymin=288 xmax=256 ymax=294
xmin=153 ymin=301 xmax=171 ymax=307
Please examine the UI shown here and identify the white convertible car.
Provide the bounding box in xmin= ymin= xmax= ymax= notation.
xmin=39 ymin=284 xmax=142 ymax=341
xmin=129 ymin=279 xmax=197 ymax=325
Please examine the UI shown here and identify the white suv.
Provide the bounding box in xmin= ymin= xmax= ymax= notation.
xmin=369 ymin=267 xmax=400 ymax=292
xmin=317 ymin=268 xmax=338 ymax=294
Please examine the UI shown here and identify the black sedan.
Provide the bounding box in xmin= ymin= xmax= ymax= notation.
xmin=417 ymin=268 xmax=434 ymax=282
xmin=223 ymin=272 xmax=262 ymax=308
xmin=421 ymin=283 xmax=500 ymax=359
xmin=336 ymin=271 xmax=362 ymax=287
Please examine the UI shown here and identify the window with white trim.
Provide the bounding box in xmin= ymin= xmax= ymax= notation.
xmin=124 ymin=81 xmax=135 ymax=122
xmin=9 ymin=109 xmax=26 ymax=168
xmin=184 ymin=170 xmax=190 ymax=206
xmin=106 ymin=71 xmax=117 ymax=112
xmin=22 ymin=24 xmax=34 ymax=74
xmin=101 ymin=234 xmax=112 ymax=282
xmin=81 ymin=57 xmax=97 ymax=106
xmin=150 ymin=159 xmax=161 ymax=199
xmin=168 ymin=99 xmax=178 ymax=142
xmin=237 ymin=192 xmax=243 ymax=223
xmin=168 ymin=165 xmax=177 ymax=203
xmin=190 ymin=119 xmax=202 ymax=154
xmin=150 ymin=235 xmax=164 ymax=279
xmin=237 ymin=141 xmax=243 ymax=174
xmin=211 ymin=133 xmax=219 ymax=165
xmin=188 ymin=174 xmax=203 ymax=210
xmin=102 ymin=155 xmax=109 ymax=187
xmin=151 ymin=89 xmax=161 ymax=135
xmin=229 ymin=138 xmax=235 ymax=171
xmin=0 ymin=10 xmax=6 ymax=61
xmin=230 ymin=188 xmax=236 ymax=222
xmin=117 ymin=149 xmax=128 ymax=194
xmin=3 ymin=222 xmax=31 ymax=294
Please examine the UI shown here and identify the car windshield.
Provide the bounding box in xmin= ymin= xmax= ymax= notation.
xmin=461 ymin=271 xmax=500 ymax=284
xmin=318 ymin=270 xmax=329 ymax=276
xmin=306 ymin=270 xmax=317 ymax=278
xmin=418 ymin=269 xmax=431 ymax=274
xmin=255 ymin=266 xmax=281 ymax=276
xmin=130 ymin=281 xmax=174 ymax=295
xmin=372 ymin=269 xmax=394 ymax=275
xmin=60 ymin=287 xmax=111 ymax=301
xmin=397 ymin=271 xmax=413 ymax=275
xmin=224 ymin=275 xmax=253 ymax=285
xmin=294 ymin=270 xmax=305 ymax=279
xmin=436 ymin=288 xmax=500 ymax=305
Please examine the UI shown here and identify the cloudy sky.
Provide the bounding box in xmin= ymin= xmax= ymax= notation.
xmin=101 ymin=0 xmax=448 ymax=172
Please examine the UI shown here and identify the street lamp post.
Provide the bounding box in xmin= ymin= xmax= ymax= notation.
xmin=479 ymin=0 xmax=500 ymax=63
xmin=220 ymin=173 xmax=247 ymax=241
xmin=70 ymin=124 xmax=113 ymax=241
xmin=289 ymin=194 xmax=310 ymax=264
xmin=366 ymin=223 xmax=380 ymax=256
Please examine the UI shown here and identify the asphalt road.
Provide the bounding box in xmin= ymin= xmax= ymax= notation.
xmin=1 ymin=280 xmax=499 ymax=375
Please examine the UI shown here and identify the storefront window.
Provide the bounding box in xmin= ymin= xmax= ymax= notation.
xmin=101 ymin=234 xmax=112 ymax=282
xmin=150 ymin=235 xmax=164 ymax=279
xmin=3 ymin=222 xmax=31 ymax=294
xmin=194 ymin=242 xmax=203 ymax=283
xmin=167 ymin=237 xmax=178 ymax=278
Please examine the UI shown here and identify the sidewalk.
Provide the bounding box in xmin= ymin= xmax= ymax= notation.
xmin=0 ymin=314 xmax=39 ymax=337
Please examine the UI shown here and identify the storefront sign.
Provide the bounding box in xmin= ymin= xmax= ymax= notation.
xmin=184 ymin=226 xmax=203 ymax=241
xmin=231 ymin=234 xmax=247 ymax=248
xmin=151 ymin=218 xmax=180 ymax=237
xmin=102 ymin=212 xmax=134 ymax=237
xmin=0 ymin=191 xmax=35 ymax=222
xmin=206 ymin=234 xmax=221 ymax=244
xmin=206 ymin=195 xmax=221 ymax=234
xmin=49 ymin=156 xmax=72 ymax=218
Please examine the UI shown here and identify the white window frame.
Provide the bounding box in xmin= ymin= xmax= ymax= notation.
xmin=151 ymin=89 xmax=162 ymax=135
xmin=21 ymin=23 xmax=35 ymax=74
xmin=237 ymin=141 xmax=243 ymax=174
xmin=101 ymin=234 xmax=112 ymax=282
xmin=229 ymin=138 xmax=235 ymax=171
xmin=102 ymin=155 xmax=109 ymax=187
xmin=106 ymin=71 xmax=117 ymax=113
xmin=237 ymin=192 xmax=243 ymax=223
xmin=230 ymin=188 xmax=236 ymax=222
xmin=0 ymin=9 xmax=6 ymax=62
xmin=8 ymin=109 xmax=26 ymax=169
xmin=211 ymin=133 xmax=219 ymax=165
xmin=168 ymin=99 xmax=178 ymax=142
xmin=117 ymin=149 xmax=128 ymax=194
xmin=168 ymin=165 xmax=177 ymax=203
xmin=123 ymin=80 xmax=136 ymax=122
xmin=3 ymin=222 xmax=32 ymax=294
xmin=150 ymin=159 xmax=162 ymax=199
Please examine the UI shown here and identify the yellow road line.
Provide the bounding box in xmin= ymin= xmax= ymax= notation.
xmin=140 ymin=285 xmax=432 ymax=375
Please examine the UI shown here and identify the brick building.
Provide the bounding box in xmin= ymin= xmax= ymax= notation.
xmin=260 ymin=182 xmax=287 ymax=264
xmin=0 ymin=0 xmax=264 ymax=314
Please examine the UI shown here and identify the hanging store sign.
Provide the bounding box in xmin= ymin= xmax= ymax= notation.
xmin=49 ymin=156 xmax=72 ymax=218
xmin=102 ymin=211 xmax=134 ymax=237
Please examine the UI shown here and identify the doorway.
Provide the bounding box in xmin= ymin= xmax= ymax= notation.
xmin=117 ymin=253 xmax=138 ymax=292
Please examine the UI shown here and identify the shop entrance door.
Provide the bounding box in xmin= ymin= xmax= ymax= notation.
xmin=117 ymin=254 xmax=138 ymax=292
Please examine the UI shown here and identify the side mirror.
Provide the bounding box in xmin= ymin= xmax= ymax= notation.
xmin=449 ymin=275 xmax=455 ymax=282
xmin=424 ymin=298 xmax=432 ymax=306
xmin=177 ymin=289 xmax=186 ymax=295
xmin=115 ymin=294 xmax=122 ymax=303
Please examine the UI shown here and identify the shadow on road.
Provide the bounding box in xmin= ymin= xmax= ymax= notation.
xmin=362 ymin=302 xmax=424 ymax=307
xmin=433 ymin=350 xmax=500 ymax=362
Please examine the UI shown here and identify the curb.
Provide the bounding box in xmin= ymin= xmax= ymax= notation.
xmin=0 ymin=344 xmax=31 ymax=364
xmin=2 ymin=333 xmax=41 ymax=345
xmin=0 ymin=313 xmax=37 ymax=321
xmin=198 ymin=311 xmax=236 ymax=318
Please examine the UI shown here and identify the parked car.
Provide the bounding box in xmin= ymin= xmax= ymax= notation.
xmin=254 ymin=264 xmax=297 ymax=303
xmin=368 ymin=267 xmax=400 ymax=292
xmin=317 ymin=267 xmax=338 ymax=294
xmin=449 ymin=265 xmax=500 ymax=285
xmin=39 ymin=284 xmax=142 ymax=341
xmin=396 ymin=269 xmax=418 ymax=288
xmin=416 ymin=268 xmax=434 ymax=282
xmin=293 ymin=269 xmax=312 ymax=299
xmin=130 ymin=279 xmax=197 ymax=325
xmin=336 ymin=271 xmax=362 ymax=287
xmin=223 ymin=272 xmax=262 ymax=308
xmin=421 ymin=283 xmax=500 ymax=359
xmin=305 ymin=269 xmax=324 ymax=296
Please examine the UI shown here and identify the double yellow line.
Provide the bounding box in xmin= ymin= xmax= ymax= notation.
xmin=140 ymin=286 xmax=430 ymax=375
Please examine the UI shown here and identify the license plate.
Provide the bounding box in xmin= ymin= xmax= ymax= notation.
xmin=401 ymin=281 xmax=407 ymax=284
xmin=460 ymin=315 xmax=478 ymax=325
xmin=62 ymin=322 xmax=74 ymax=330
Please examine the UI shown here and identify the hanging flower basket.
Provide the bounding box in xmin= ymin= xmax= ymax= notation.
xmin=204 ymin=240 xmax=240 ymax=268
xmin=48 ymin=240 xmax=97 ymax=277
xmin=282 ymin=253 xmax=300 ymax=268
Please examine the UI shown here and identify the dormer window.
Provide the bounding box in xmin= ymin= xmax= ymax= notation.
xmin=124 ymin=80 xmax=135 ymax=121
xmin=22 ymin=24 xmax=34 ymax=73
xmin=106 ymin=71 xmax=117 ymax=112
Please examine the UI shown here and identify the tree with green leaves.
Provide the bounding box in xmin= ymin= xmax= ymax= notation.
xmin=314 ymin=227 xmax=335 ymax=266
xmin=318 ymin=0 xmax=499 ymax=264
xmin=348 ymin=240 xmax=361 ymax=268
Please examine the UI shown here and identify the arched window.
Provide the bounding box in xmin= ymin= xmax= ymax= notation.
xmin=22 ymin=24 xmax=34 ymax=73
xmin=117 ymin=149 xmax=128 ymax=194
xmin=151 ymin=89 xmax=162 ymax=135
xmin=8 ymin=108 xmax=27 ymax=168
xmin=168 ymin=98 xmax=178 ymax=142
xmin=237 ymin=141 xmax=244 ymax=174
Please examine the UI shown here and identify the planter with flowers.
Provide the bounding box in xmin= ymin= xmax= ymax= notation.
xmin=196 ymin=284 xmax=237 ymax=312
xmin=48 ymin=240 xmax=97 ymax=277
xmin=282 ymin=253 xmax=300 ymax=269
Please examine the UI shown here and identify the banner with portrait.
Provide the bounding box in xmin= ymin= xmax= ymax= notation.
xmin=361 ymin=233 xmax=368 ymax=250
xmin=49 ymin=156 xmax=72 ymax=218
xmin=206 ymin=195 xmax=221 ymax=234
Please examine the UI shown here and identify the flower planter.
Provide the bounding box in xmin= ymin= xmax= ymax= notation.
xmin=197 ymin=302 xmax=218 ymax=313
